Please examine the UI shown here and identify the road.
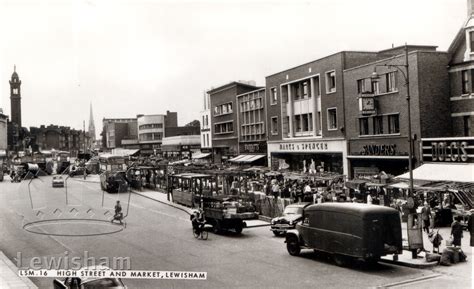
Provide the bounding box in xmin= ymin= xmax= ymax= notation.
xmin=0 ymin=175 xmax=471 ymax=289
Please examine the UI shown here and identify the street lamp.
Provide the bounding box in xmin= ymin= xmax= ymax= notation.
xmin=371 ymin=44 xmax=420 ymax=259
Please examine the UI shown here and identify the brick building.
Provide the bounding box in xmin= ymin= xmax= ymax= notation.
xmin=265 ymin=51 xmax=397 ymax=175
xmin=447 ymin=0 xmax=474 ymax=137
xmin=343 ymin=46 xmax=451 ymax=178
xmin=29 ymin=125 xmax=91 ymax=157
xmin=208 ymin=81 xmax=260 ymax=163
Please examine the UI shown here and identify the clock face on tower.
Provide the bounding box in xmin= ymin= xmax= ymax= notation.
xmin=12 ymin=88 xmax=18 ymax=95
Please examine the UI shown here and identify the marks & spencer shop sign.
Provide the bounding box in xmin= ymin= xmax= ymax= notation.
xmin=270 ymin=140 xmax=345 ymax=153
xmin=279 ymin=142 xmax=328 ymax=151
xmin=422 ymin=138 xmax=474 ymax=163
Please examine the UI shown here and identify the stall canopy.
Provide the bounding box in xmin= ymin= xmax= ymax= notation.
xmin=192 ymin=152 xmax=212 ymax=159
xmin=229 ymin=154 xmax=265 ymax=164
xmin=396 ymin=163 xmax=474 ymax=183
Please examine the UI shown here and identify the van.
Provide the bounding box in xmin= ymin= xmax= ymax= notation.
xmin=285 ymin=203 xmax=402 ymax=265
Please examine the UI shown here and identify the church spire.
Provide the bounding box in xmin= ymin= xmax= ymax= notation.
xmin=88 ymin=102 xmax=96 ymax=141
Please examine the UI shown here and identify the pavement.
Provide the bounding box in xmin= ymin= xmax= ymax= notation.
xmin=0 ymin=251 xmax=37 ymax=289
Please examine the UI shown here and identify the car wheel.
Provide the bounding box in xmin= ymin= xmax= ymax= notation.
xmin=286 ymin=236 xmax=300 ymax=256
xmin=234 ymin=224 xmax=243 ymax=234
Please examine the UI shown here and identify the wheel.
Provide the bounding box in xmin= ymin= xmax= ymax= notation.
xmin=201 ymin=230 xmax=208 ymax=240
xmin=234 ymin=224 xmax=243 ymax=234
xmin=273 ymin=231 xmax=282 ymax=237
xmin=333 ymin=254 xmax=348 ymax=267
xmin=286 ymin=236 xmax=301 ymax=256
xmin=193 ymin=229 xmax=199 ymax=239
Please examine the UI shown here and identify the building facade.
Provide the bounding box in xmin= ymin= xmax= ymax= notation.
xmin=233 ymin=88 xmax=267 ymax=165
xmin=343 ymin=46 xmax=451 ymax=178
xmin=200 ymin=92 xmax=212 ymax=150
xmin=0 ymin=109 xmax=7 ymax=155
xmin=208 ymin=81 xmax=260 ymax=163
xmin=265 ymin=51 xmax=392 ymax=176
xmin=447 ymin=0 xmax=474 ymax=137
xmin=102 ymin=118 xmax=138 ymax=149
xmin=137 ymin=114 xmax=166 ymax=155
xmin=29 ymin=125 xmax=90 ymax=157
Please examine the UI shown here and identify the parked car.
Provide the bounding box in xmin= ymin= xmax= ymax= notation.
xmin=285 ymin=203 xmax=402 ymax=266
xmin=53 ymin=266 xmax=126 ymax=289
xmin=271 ymin=202 xmax=311 ymax=236
xmin=52 ymin=176 xmax=65 ymax=188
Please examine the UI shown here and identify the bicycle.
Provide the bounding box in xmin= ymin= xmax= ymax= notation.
xmin=193 ymin=224 xmax=208 ymax=240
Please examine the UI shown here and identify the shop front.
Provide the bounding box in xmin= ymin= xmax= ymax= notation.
xmin=230 ymin=141 xmax=267 ymax=166
xmin=347 ymin=137 xmax=413 ymax=179
xmin=267 ymin=139 xmax=348 ymax=176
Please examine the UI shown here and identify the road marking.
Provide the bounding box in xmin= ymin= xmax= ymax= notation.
xmin=376 ymin=273 xmax=442 ymax=288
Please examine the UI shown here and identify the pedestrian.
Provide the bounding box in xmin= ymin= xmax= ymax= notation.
xmin=421 ymin=202 xmax=432 ymax=233
xmin=468 ymin=209 xmax=474 ymax=247
xmin=367 ymin=193 xmax=373 ymax=205
xmin=451 ymin=216 xmax=463 ymax=247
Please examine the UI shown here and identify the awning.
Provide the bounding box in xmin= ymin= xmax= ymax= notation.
xmin=396 ymin=163 xmax=474 ymax=183
xmin=192 ymin=152 xmax=212 ymax=159
xmin=230 ymin=154 xmax=265 ymax=163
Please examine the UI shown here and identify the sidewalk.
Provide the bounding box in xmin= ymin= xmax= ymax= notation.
xmin=380 ymin=222 xmax=472 ymax=269
xmin=0 ymin=251 xmax=37 ymax=289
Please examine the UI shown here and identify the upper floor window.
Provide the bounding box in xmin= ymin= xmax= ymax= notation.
xmin=214 ymin=102 xmax=233 ymax=116
xmin=470 ymin=31 xmax=474 ymax=53
xmin=386 ymin=72 xmax=397 ymax=92
xmin=359 ymin=118 xmax=369 ymax=135
xmin=462 ymin=70 xmax=470 ymax=94
xmin=325 ymin=70 xmax=336 ymax=94
xmin=327 ymin=108 xmax=337 ymax=130
xmin=271 ymin=116 xmax=278 ymax=135
xmin=302 ymin=82 xmax=308 ymax=97
xmin=373 ymin=116 xmax=384 ymax=135
xmin=388 ymin=114 xmax=400 ymax=134
xmin=270 ymin=87 xmax=277 ymax=105
xmin=214 ymin=121 xmax=234 ymax=134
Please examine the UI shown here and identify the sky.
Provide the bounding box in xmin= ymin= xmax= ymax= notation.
xmin=0 ymin=0 xmax=466 ymax=136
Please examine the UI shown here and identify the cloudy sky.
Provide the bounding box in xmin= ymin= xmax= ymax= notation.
xmin=0 ymin=0 xmax=466 ymax=135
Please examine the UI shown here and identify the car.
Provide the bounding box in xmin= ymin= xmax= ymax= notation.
xmin=52 ymin=176 xmax=65 ymax=188
xmin=285 ymin=203 xmax=402 ymax=266
xmin=270 ymin=202 xmax=311 ymax=236
xmin=53 ymin=266 xmax=126 ymax=289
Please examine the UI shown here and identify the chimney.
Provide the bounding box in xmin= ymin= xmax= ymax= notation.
xmin=469 ymin=0 xmax=474 ymax=17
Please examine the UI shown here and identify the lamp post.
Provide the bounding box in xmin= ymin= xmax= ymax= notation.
xmin=371 ymin=44 xmax=420 ymax=258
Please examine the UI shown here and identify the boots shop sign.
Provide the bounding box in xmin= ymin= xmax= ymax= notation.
xmin=422 ymin=138 xmax=474 ymax=163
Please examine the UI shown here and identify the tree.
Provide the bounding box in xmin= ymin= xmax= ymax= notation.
xmin=185 ymin=120 xmax=200 ymax=127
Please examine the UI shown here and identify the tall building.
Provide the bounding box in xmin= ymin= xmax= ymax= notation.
xmin=447 ymin=0 xmax=474 ymax=136
xmin=88 ymin=103 xmax=96 ymax=141
xmin=9 ymin=65 xmax=22 ymax=128
xmin=208 ymin=81 xmax=260 ymax=163
xmin=0 ymin=109 xmax=7 ymax=153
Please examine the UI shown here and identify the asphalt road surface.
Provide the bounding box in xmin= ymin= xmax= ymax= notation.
xmin=0 ymin=175 xmax=470 ymax=289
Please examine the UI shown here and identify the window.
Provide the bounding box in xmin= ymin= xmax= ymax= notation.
xmin=270 ymin=87 xmax=277 ymax=105
xmin=303 ymin=82 xmax=308 ymax=97
xmin=202 ymin=116 xmax=205 ymax=127
xmin=271 ymin=117 xmax=278 ymax=135
xmin=205 ymin=115 xmax=208 ymax=126
xmin=214 ymin=121 xmax=233 ymax=134
xmin=386 ymin=72 xmax=397 ymax=92
xmin=373 ymin=116 xmax=384 ymax=134
xmin=206 ymin=134 xmax=209 ymax=146
xmin=357 ymin=78 xmax=373 ymax=94
xmin=314 ymin=76 xmax=321 ymax=97
xmin=214 ymin=102 xmax=233 ymax=116
xmin=464 ymin=116 xmax=471 ymax=136
xmin=372 ymin=81 xmax=380 ymax=95
xmin=388 ymin=114 xmax=400 ymax=134
xmin=294 ymin=115 xmax=302 ymax=132
xmin=462 ymin=70 xmax=470 ymax=94
xmin=327 ymin=108 xmax=337 ymax=130
xmin=359 ymin=118 xmax=369 ymax=135
xmin=470 ymin=31 xmax=474 ymax=53
xmin=325 ymin=70 xmax=336 ymax=93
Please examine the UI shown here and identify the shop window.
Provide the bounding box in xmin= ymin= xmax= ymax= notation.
xmin=271 ymin=117 xmax=278 ymax=135
xmin=325 ymin=70 xmax=336 ymax=93
xmin=359 ymin=118 xmax=369 ymax=135
xmin=327 ymin=108 xmax=337 ymax=130
xmin=462 ymin=70 xmax=470 ymax=94
xmin=373 ymin=116 xmax=384 ymax=134
xmin=388 ymin=114 xmax=400 ymax=134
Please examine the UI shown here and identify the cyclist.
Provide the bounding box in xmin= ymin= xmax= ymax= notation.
xmin=191 ymin=209 xmax=205 ymax=236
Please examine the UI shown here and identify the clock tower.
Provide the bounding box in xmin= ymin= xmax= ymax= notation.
xmin=9 ymin=65 xmax=22 ymax=128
